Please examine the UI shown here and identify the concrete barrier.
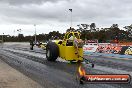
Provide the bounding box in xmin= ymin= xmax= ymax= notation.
xmin=83 ymin=43 xmax=132 ymax=55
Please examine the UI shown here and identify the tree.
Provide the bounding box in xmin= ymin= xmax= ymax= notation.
xmin=66 ymin=27 xmax=76 ymax=32
xmin=110 ymin=24 xmax=118 ymax=28
xmin=124 ymin=24 xmax=132 ymax=38
xmin=18 ymin=34 xmax=24 ymax=42
xmin=90 ymin=23 xmax=96 ymax=32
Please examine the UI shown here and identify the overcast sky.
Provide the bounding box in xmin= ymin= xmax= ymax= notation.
xmin=0 ymin=0 xmax=132 ymax=36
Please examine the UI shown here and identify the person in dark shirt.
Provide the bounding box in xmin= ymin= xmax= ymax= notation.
xmin=30 ymin=39 xmax=34 ymax=50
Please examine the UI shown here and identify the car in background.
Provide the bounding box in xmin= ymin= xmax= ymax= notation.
xmin=125 ymin=46 xmax=132 ymax=55
xmin=38 ymin=42 xmax=47 ymax=50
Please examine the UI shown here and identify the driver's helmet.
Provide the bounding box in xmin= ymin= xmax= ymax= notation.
xmin=69 ymin=36 xmax=77 ymax=40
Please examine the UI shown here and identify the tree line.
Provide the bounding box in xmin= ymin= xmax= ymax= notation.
xmin=1 ymin=24 xmax=132 ymax=43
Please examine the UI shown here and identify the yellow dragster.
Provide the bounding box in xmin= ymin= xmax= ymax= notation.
xmin=46 ymin=31 xmax=83 ymax=62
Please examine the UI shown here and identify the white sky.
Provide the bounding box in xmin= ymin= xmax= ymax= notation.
xmin=0 ymin=0 xmax=132 ymax=36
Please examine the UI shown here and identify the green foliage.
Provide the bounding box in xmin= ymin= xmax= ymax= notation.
xmin=1 ymin=24 xmax=132 ymax=42
xmin=79 ymin=24 xmax=132 ymax=43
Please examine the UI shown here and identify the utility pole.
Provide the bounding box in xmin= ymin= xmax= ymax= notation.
xmin=34 ymin=24 xmax=37 ymax=44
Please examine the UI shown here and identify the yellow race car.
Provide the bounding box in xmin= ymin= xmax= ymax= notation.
xmin=39 ymin=42 xmax=47 ymax=50
xmin=46 ymin=31 xmax=83 ymax=62
xmin=125 ymin=46 xmax=132 ymax=55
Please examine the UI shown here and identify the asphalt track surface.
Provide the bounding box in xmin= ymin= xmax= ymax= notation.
xmin=0 ymin=43 xmax=132 ymax=88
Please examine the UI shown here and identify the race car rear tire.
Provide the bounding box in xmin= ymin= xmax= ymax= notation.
xmin=46 ymin=42 xmax=59 ymax=61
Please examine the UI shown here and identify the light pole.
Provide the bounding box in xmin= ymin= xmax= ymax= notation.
xmin=69 ymin=9 xmax=72 ymax=28
xmin=13 ymin=30 xmax=15 ymax=37
xmin=2 ymin=33 xmax=4 ymax=43
xmin=1 ymin=33 xmax=4 ymax=48
xmin=34 ymin=24 xmax=37 ymax=44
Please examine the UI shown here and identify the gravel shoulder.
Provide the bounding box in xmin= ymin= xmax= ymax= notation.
xmin=0 ymin=58 xmax=43 ymax=88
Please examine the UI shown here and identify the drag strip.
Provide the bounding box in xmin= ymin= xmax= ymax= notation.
xmin=86 ymin=55 xmax=132 ymax=72
xmin=0 ymin=44 xmax=132 ymax=88
xmin=0 ymin=50 xmax=79 ymax=88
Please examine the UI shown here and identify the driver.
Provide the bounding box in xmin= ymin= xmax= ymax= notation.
xmin=69 ymin=36 xmax=83 ymax=57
